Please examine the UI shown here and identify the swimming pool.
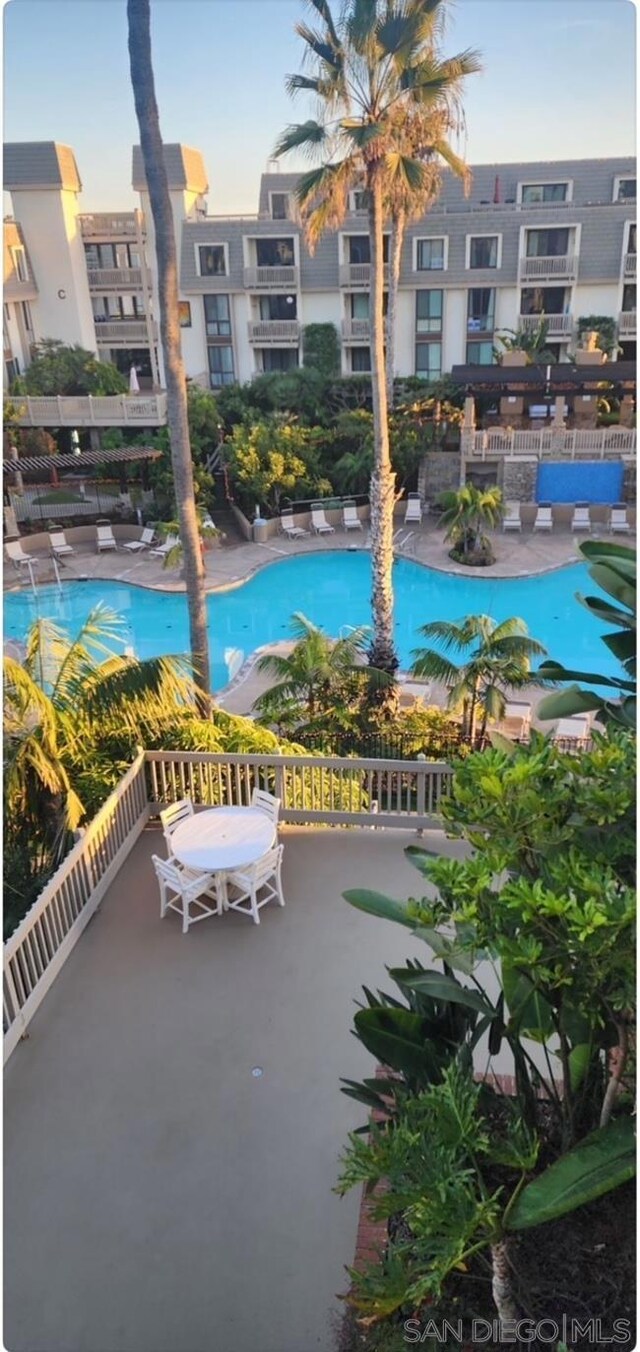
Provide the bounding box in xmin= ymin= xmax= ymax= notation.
xmin=4 ymin=552 xmax=614 ymax=692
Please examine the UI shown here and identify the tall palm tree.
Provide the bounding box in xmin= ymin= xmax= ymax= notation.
xmin=276 ymin=0 xmax=481 ymax=677
xmin=411 ymin=614 xmax=547 ymax=741
xmin=127 ymin=0 xmax=211 ymax=697
xmin=438 ymin=483 xmax=503 ymax=559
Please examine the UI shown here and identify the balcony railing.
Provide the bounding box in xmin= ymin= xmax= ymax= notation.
xmin=247 ymin=320 xmax=300 ymax=344
xmin=243 ymin=265 xmax=298 ymax=289
xmin=339 ymin=262 xmax=389 ymax=287
xmin=463 ymin=427 xmax=636 ymax=460
xmin=94 ymin=319 xmax=156 ymax=344
xmin=519 ymin=313 xmax=573 ymax=337
xmin=519 ymin=254 xmax=577 ymax=281
xmin=6 ymin=393 xmax=168 ymax=428
xmin=623 ymin=252 xmax=636 ymax=279
xmin=79 ymin=212 xmax=142 ymax=238
xmin=87 ymin=267 xmax=144 ymax=290
xmin=618 ymin=310 xmax=637 ymax=335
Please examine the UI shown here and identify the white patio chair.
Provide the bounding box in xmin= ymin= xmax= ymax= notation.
xmin=502 ymin=501 xmax=522 ymax=533
xmin=342 ymin=502 xmax=363 ymax=532
xmin=404 ymin=493 xmax=423 ymax=525
xmin=571 ymin=503 xmax=592 ymax=533
xmin=311 ymin=504 xmax=335 ymax=535
xmin=225 ymin=844 xmax=285 ymax=925
xmin=122 ymin=526 xmax=157 ymax=553
xmin=5 ymin=540 xmax=39 ymax=573
xmin=149 ymin=534 xmax=179 ymax=559
xmin=49 ymin=530 xmax=75 ymax=556
xmin=152 ymin=854 xmax=221 ymax=934
xmin=96 ymin=524 xmax=117 ymax=552
xmin=533 ymin=504 xmax=553 ymax=533
xmin=250 ymin=788 xmax=280 ymax=828
xmin=499 ymin=701 xmax=532 ymax=740
xmin=279 ymin=510 xmax=308 ymax=540
xmin=610 ymin=504 xmax=630 ymax=534
xmin=553 ymin=714 xmax=592 ymax=747
xmin=159 ymin=797 xmax=194 ymax=857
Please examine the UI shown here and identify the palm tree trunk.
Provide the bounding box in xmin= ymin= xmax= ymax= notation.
xmin=127 ymin=0 xmax=211 ymax=698
xmin=386 ymin=208 xmax=405 ymax=411
xmin=367 ymin=166 xmax=397 ymax=678
xmin=490 ymin=1238 xmax=519 ymax=1322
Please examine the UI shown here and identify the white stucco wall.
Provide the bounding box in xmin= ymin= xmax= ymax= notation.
xmin=11 ymin=189 xmax=96 ymax=351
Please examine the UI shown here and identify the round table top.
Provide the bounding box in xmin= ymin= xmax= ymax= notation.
xmin=170 ymin=806 xmax=275 ymax=872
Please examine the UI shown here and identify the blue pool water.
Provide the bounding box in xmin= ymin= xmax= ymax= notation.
xmin=4 ymin=553 xmax=615 ymax=692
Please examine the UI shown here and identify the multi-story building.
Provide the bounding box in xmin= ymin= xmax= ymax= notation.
xmin=3 ymin=141 xmax=636 ymax=394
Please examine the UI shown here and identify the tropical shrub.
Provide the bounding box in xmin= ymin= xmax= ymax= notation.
xmin=437 ymin=484 xmax=503 ymax=564
xmin=222 ymin=419 xmax=333 ymax=515
xmin=11 ymin=339 xmax=127 ymax=396
xmin=302 ymin=322 xmax=341 ymax=376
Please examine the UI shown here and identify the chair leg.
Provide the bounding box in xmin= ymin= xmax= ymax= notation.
xmin=250 ymin=885 xmax=260 ymax=925
xmin=182 ymin=896 xmax=190 ymax=934
xmin=276 ymin=863 xmax=285 ymax=907
xmin=160 ymin=881 xmax=167 ymax=919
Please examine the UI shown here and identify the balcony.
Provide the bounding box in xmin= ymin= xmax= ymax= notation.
xmin=5 ymin=393 xmax=167 ymax=428
xmin=243 ymin=265 xmax=298 ymax=290
xmin=79 ymin=212 xmax=143 ymax=239
xmin=618 ymin=310 xmax=637 ymax=336
xmin=247 ymin=320 xmax=300 ymax=345
xmin=519 ymin=313 xmax=573 ymax=337
xmin=519 ymin=254 xmax=578 ymax=282
xmin=623 ymin=252 xmax=636 ymax=279
xmin=87 ymin=266 xmax=144 ymax=291
xmin=464 ymin=427 xmax=636 ymax=460
xmin=339 ymin=263 xmax=389 ymax=288
xmin=94 ymin=318 xmax=156 ymax=345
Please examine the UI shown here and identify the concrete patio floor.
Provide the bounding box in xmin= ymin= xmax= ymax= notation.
xmin=4 ymin=823 xmax=464 ymax=1352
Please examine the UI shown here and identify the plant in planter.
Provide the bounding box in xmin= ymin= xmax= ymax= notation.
xmin=493 ymin=319 xmax=557 ymax=365
xmin=437 ymin=484 xmax=503 ymax=565
xmin=155 ymin=511 xmax=222 ymax=570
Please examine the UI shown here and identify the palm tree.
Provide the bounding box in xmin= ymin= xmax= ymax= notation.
xmin=494 ymin=319 xmax=557 ymax=365
xmin=411 ymin=614 xmax=547 ymax=741
xmin=276 ymin=0 xmax=481 ymax=677
xmin=127 ymin=0 xmax=211 ymax=697
xmin=254 ymin=613 xmax=387 ymax=728
xmin=438 ymin=483 xmax=503 ymax=559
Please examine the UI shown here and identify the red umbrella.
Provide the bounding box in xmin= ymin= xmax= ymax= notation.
xmin=493 ymin=175 xmax=501 ymax=204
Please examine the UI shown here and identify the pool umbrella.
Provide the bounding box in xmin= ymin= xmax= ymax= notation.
xmin=129 ymin=365 xmax=140 ymax=393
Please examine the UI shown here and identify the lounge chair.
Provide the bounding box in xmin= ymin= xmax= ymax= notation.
xmin=502 ymin=501 xmax=522 ymax=533
xmin=96 ymin=524 xmax=117 ymax=552
xmin=122 ymin=526 xmax=157 ymax=553
xmin=49 ymin=530 xmax=75 ymax=556
xmin=311 ymin=505 xmax=335 ymax=535
xmin=553 ymin=714 xmax=592 ymax=746
xmin=149 ymin=534 xmax=179 ymax=559
xmin=5 ymin=540 xmax=40 ymax=574
xmin=404 ymin=493 xmax=423 ymax=525
xmin=499 ymin=701 xmax=532 ymax=740
xmin=342 ymin=502 xmax=363 ymax=532
xmin=571 ymin=503 xmax=592 ymax=533
xmin=533 ymin=503 xmax=553 ymax=533
xmin=279 ymin=510 xmax=308 ymax=540
xmin=610 ymin=504 xmax=630 ymax=534
xmin=398 ymin=680 xmax=431 ymax=710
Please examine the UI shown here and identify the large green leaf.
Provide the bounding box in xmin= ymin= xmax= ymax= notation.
xmin=353 ymin=1007 xmax=443 ymax=1080
xmin=502 ymin=962 xmax=555 ymax=1040
xmin=387 ymin=968 xmax=496 ymax=1017
xmin=343 ymin=889 xmax=417 ymax=928
xmin=506 ymin=1117 xmax=636 ymax=1231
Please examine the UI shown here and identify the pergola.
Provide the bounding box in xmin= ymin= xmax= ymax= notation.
xmin=2 ymin=446 xmax=161 ymax=476
xmin=450 ymin=360 xmax=637 ymax=397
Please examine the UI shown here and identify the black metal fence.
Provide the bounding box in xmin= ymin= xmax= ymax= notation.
xmin=293 ymin=729 xmax=594 ymax=760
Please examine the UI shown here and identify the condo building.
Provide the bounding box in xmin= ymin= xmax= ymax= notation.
xmin=3 ymin=141 xmax=636 ymax=393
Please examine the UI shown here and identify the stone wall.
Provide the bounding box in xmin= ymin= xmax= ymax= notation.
xmin=499 ymin=457 xmax=539 ymax=502
xmin=623 ymin=460 xmax=636 ymax=503
xmin=418 ymin=450 xmax=462 ymax=503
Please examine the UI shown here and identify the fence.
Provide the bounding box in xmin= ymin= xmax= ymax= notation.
xmin=463 ymin=427 xmax=636 ymax=459
xmin=7 ymin=481 xmax=154 ymax=525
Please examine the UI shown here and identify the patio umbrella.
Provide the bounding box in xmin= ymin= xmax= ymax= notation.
xmin=129 ymin=365 xmax=140 ymax=394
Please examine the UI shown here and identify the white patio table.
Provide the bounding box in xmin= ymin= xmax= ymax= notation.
xmin=170 ymin=806 xmax=276 ymax=908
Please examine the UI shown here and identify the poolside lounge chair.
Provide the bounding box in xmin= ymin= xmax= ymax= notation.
xmin=533 ymin=503 xmax=553 ymax=533
xmin=498 ymin=701 xmax=532 ymax=740
xmin=4 ymin=540 xmax=40 ymax=574
xmin=149 ymin=534 xmax=179 ymax=559
xmin=122 ymin=526 xmax=157 ymax=553
xmin=553 ymin=714 xmax=592 ymax=746
xmin=96 ymin=524 xmax=117 ymax=552
xmin=279 ymin=509 xmax=308 ymax=540
xmin=610 ymin=504 xmax=631 ymax=534
xmin=502 ymin=501 xmax=522 ymax=532
xmin=404 ymin=493 xmax=423 ymax=525
xmin=342 ymin=502 xmax=363 ymax=532
xmin=571 ymin=503 xmax=592 ymax=533
xmin=311 ymin=505 xmax=335 ymax=535
xmin=49 ymin=530 xmax=75 ymax=556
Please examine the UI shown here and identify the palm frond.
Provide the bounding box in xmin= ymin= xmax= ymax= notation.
xmin=274 ymin=120 xmax=329 ymax=161
xmin=346 ymin=0 xmax=379 ymax=58
xmin=305 ymin=0 xmax=340 ymax=47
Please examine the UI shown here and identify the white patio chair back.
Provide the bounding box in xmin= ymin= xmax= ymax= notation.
xmin=150 ymin=534 xmax=178 ymax=558
xmin=311 ymin=505 xmax=335 ymax=535
xmin=610 ymin=505 xmax=630 ymax=534
xmin=342 ymin=503 xmax=363 ymax=531
xmin=225 ymin=844 xmax=285 ymax=926
xmin=571 ymin=503 xmax=592 ymax=533
xmin=279 ymin=510 xmax=307 ymax=539
xmin=96 ymin=524 xmax=117 ymax=551
xmin=533 ymin=504 xmax=553 ymax=532
xmin=404 ymin=494 xmax=423 ymax=525
xmin=152 ymin=854 xmax=221 ymax=934
xmin=122 ymin=526 xmax=156 ymax=552
xmin=5 ymin=540 xmax=33 ymax=567
xmin=159 ymin=797 xmax=194 ymax=855
xmin=49 ymin=531 xmax=74 ymax=555
xmin=250 ymin=788 xmax=280 ymax=827
xmin=502 ymin=501 xmax=522 ymax=532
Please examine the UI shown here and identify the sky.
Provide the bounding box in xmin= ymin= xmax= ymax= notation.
xmin=2 ymin=0 xmax=637 ymax=215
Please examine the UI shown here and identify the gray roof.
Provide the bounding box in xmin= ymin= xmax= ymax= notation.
xmin=132 ymin=144 xmax=208 ymax=194
xmin=3 ymin=142 xmax=82 ymax=192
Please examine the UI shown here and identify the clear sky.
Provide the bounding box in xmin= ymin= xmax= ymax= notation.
xmin=2 ymin=0 xmax=636 ymax=214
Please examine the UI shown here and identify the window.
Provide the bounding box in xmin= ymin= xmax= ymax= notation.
xmin=352 ymin=190 xmax=368 ymax=211
xmin=416 ymin=237 xmax=445 ymax=271
xmin=616 ymin=178 xmax=636 ymax=202
xmin=203 ymin=295 xmax=231 ymax=336
xmin=415 ymin=342 xmax=442 ymax=380
xmin=521 ymin=182 xmax=569 ymax=204
xmin=261 ymin=348 xmax=299 ymax=373
xmin=256 ymin=238 xmax=295 ymax=267
xmin=351 ymin=346 xmax=372 ymax=373
xmin=627 ymin=225 xmax=637 ymax=254
xmin=520 ymin=286 xmax=566 ymax=316
xmin=622 ymin=284 xmax=636 ymax=313
xmin=178 ymin=302 xmax=192 ymax=328
xmin=11 ymin=247 xmax=28 ymax=282
xmin=270 ymin=193 xmax=289 ymax=221
xmin=259 ymin=294 xmax=297 ymax=320
xmin=525 ymin=228 xmax=569 ymax=258
xmin=469 ymin=236 xmax=499 ymax=269
xmin=20 ymin=301 xmax=33 ymax=333
xmin=466 ymin=341 xmax=495 ymax=366
xmin=198 ymin=244 xmax=227 ymax=277
xmin=467 ymin=288 xmax=495 ymax=332
xmin=416 ymin=290 xmax=442 ymax=333
xmin=5 ymin=357 xmax=20 ymax=384
xmin=351 ymin=293 xmax=369 ymax=319
xmin=208 ymin=344 xmax=235 ymax=386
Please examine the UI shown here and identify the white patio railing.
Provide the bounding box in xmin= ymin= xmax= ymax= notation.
xmin=7 ymin=393 xmax=167 ymax=427
xmin=3 ymin=749 xmax=452 ymax=1062
xmin=463 ymin=427 xmax=636 ymax=459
